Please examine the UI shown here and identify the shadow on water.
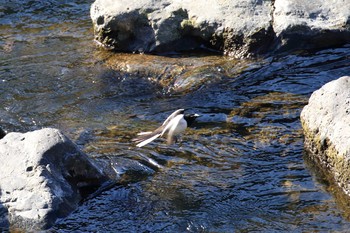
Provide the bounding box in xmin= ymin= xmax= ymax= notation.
xmin=0 ymin=189 xmax=10 ymax=231
xmin=303 ymin=152 xmax=350 ymax=222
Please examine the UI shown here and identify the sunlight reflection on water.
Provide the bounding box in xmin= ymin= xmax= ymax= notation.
xmin=2 ymin=1 xmax=350 ymax=232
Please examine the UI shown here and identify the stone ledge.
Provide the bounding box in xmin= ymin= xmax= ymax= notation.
xmin=90 ymin=0 xmax=350 ymax=57
xmin=301 ymin=76 xmax=350 ymax=195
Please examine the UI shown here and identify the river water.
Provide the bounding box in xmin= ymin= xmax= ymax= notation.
xmin=1 ymin=1 xmax=350 ymax=232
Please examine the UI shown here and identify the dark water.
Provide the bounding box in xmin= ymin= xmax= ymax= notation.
xmin=2 ymin=1 xmax=350 ymax=232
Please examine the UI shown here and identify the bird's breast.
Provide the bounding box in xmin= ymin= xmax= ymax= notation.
xmin=172 ymin=118 xmax=187 ymax=135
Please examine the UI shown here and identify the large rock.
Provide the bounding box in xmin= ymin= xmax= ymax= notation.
xmin=90 ymin=0 xmax=275 ymax=57
xmin=90 ymin=0 xmax=350 ymax=57
xmin=301 ymin=76 xmax=350 ymax=195
xmin=0 ymin=128 xmax=108 ymax=230
xmin=273 ymin=0 xmax=350 ymax=52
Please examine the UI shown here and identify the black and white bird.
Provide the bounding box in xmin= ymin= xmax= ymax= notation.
xmin=133 ymin=109 xmax=199 ymax=147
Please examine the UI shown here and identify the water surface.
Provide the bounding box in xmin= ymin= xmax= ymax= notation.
xmin=1 ymin=1 xmax=350 ymax=232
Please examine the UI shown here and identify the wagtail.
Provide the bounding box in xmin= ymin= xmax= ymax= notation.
xmin=133 ymin=109 xmax=199 ymax=147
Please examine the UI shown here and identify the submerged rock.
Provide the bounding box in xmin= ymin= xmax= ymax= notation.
xmin=90 ymin=0 xmax=350 ymax=57
xmin=99 ymin=51 xmax=256 ymax=94
xmin=301 ymin=76 xmax=350 ymax=195
xmin=0 ymin=128 xmax=108 ymax=230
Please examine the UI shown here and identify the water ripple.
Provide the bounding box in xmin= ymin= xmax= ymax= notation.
xmin=2 ymin=1 xmax=350 ymax=231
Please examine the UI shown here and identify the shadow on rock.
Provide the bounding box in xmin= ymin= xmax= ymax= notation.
xmin=0 ymin=128 xmax=109 ymax=231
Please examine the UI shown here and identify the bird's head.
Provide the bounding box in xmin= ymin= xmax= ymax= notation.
xmin=184 ymin=113 xmax=200 ymax=126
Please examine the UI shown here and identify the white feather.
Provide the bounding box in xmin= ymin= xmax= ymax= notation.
xmin=137 ymin=131 xmax=153 ymax=136
xmin=134 ymin=109 xmax=187 ymax=147
xmin=136 ymin=133 xmax=161 ymax=147
xmin=162 ymin=109 xmax=184 ymax=126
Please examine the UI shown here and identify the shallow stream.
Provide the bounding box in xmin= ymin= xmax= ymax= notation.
xmin=1 ymin=1 xmax=350 ymax=232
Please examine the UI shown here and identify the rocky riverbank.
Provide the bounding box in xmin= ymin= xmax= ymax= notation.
xmin=301 ymin=76 xmax=350 ymax=195
xmin=91 ymin=0 xmax=350 ymax=57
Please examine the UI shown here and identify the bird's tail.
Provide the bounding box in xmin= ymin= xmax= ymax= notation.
xmin=132 ymin=132 xmax=162 ymax=147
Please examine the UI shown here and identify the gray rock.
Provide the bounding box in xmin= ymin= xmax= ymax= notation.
xmin=90 ymin=0 xmax=275 ymax=57
xmin=301 ymin=76 xmax=350 ymax=195
xmin=0 ymin=128 xmax=108 ymax=230
xmin=273 ymin=0 xmax=350 ymax=52
xmin=90 ymin=0 xmax=350 ymax=57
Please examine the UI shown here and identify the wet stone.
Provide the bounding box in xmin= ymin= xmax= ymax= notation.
xmin=301 ymin=76 xmax=350 ymax=195
xmin=0 ymin=128 xmax=108 ymax=230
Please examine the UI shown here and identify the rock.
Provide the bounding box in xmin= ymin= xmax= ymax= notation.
xmin=90 ymin=0 xmax=275 ymax=57
xmin=99 ymin=47 xmax=258 ymax=93
xmin=90 ymin=0 xmax=350 ymax=57
xmin=0 ymin=128 xmax=108 ymax=230
xmin=95 ymin=156 xmax=157 ymax=182
xmin=301 ymin=76 xmax=350 ymax=195
xmin=273 ymin=0 xmax=350 ymax=52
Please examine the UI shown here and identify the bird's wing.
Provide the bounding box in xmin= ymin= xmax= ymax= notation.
xmin=133 ymin=109 xmax=185 ymax=147
xmin=165 ymin=115 xmax=183 ymax=145
xmin=160 ymin=114 xmax=180 ymax=137
xmin=137 ymin=131 xmax=153 ymax=136
xmin=133 ymin=125 xmax=165 ymax=147
xmin=162 ymin=109 xmax=185 ymax=126
xmin=136 ymin=133 xmax=162 ymax=147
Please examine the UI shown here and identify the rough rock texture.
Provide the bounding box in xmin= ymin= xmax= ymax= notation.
xmin=273 ymin=0 xmax=350 ymax=52
xmin=90 ymin=0 xmax=350 ymax=57
xmin=301 ymin=76 xmax=350 ymax=195
xmin=90 ymin=0 xmax=275 ymax=57
xmin=0 ymin=128 xmax=108 ymax=230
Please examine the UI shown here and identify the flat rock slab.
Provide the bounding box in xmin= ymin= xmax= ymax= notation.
xmin=90 ymin=0 xmax=350 ymax=57
xmin=0 ymin=128 xmax=108 ymax=231
xmin=301 ymin=76 xmax=350 ymax=195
